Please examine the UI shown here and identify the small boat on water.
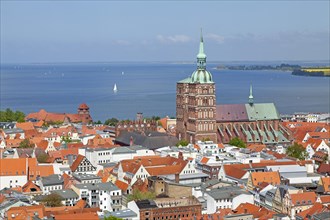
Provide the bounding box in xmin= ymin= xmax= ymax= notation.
xmin=113 ymin=83 xmax=118 ymax=93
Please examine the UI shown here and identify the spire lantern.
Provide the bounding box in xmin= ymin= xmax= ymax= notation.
xmin=248 ymin=85 xmax=254 ymax=105
xmin=197 ymin=29 xmax=207 ymax=69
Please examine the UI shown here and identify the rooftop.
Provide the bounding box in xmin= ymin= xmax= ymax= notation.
xmin=75 ymin=182 xmax=119 ymax=191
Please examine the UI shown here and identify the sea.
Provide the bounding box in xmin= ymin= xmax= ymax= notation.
xmin=1 ymin=61 xmax=329 ymax=121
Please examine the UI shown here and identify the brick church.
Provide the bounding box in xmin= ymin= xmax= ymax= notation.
xmin=176 ymin=32 xmax=292 ymax=145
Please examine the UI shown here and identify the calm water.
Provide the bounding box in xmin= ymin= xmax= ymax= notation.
xmin=1 ymin=62 xmax=329 ymax=121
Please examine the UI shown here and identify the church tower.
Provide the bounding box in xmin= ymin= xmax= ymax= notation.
xmin=176 ymin=31 xmax=217 ymax=144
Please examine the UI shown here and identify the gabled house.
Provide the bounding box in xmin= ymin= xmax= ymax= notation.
xmin=272 ymin=185 xmax=300 ymax=213
xmin=283 ymin=191 xmax=317 ymax=219
xmin=70 ymin=155 xmax=96 ymax=174
xmin=114 ymin=155 xmax=197 ymax=186
xmin=247 ymin=171 xmax=281 ymax=191
xmin=304 ymin=138 xmax=329 ymax=159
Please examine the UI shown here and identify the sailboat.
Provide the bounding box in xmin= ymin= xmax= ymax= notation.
xmin=113 ymin=83 xmax=118 ymax=93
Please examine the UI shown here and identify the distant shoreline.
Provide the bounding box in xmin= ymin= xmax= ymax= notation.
xmin=216 ymin=63 xmax=330 ymax=77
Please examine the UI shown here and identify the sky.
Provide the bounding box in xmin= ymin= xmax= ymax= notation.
xmin=1 ymin=1 xmax=329 ymax=63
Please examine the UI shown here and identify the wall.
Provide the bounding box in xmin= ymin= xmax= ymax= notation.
xmin=0 ymin=175 xmax=27 ymax=189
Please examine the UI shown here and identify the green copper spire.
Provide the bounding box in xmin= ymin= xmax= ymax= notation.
xmin=197 ymin=28 xmax=206 ymax=69
xmin=191 ymin=29 xmax=213 ymax=83
xmin=248 ymin=85 xmax=254 ymax=105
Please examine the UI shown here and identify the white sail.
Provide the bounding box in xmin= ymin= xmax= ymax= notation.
xmin=113 ymin=83 xmax=118 ymax=92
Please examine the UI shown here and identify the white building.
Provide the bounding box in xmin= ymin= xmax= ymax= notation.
xmin=205 ymin=186 xmax=253 ymax=214
xmin=71 ymin=182 xmax=122 ymax=212
xmin=38 ymin=174 xmax=64 ymax=194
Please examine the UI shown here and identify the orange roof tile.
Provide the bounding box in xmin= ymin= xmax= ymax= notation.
xmin=200 ymin=157 xmax=210 ymax=164
xmin=321 ymin=177 xmax=330 ymax=193
xmin=296 ymin=203 xmax=329 ymax=219
xmin=70 ymin=155 xmax=85 ymax=171
xmin=250 ymin=171 xmax=281 ymax=186
xmin=22 ymin=180 xmax=41 ymax=193
xmin=0 ymin=158 xmax=32 ymax=176
xmin=291 ymin=192 xmax=317 ymax=206
xmin=217 ymin=143 xmax=225 ymax=149
xmin=159 ymin=117 xmax=168 ymax=129
xmin=115 ymin=179 xmax=129 ymax=191
xmin=7 ymin=205 xmax=45 ymax=220
xmin=320 ymin=195 xmax=330 ymax=204
xmin=5 ymin=139 xmax=23 ymax=148
xmin=16 ymin=122 xmax=35 ymax=131
xmin=247 ymin=144 xmax=266 ymax=152
xmin=120 ymin=156 xmax=188 ymax=178
xmin=233 ymin=202 xmax=276 ymax=219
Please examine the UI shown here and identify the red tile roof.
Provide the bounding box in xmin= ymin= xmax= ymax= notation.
xmin=7 ymin=205 xmax=45 ymax=220
xmin=296 ymin=203 xmax=329 ymax=219
xmin=233 ymin=202 xmax=275 ymax=219
xmin=22 ymin=180 xmax=41 ymax=193
xmin=250 ymin=171 xmax=281 ymax=186
xmin=218 ymin=143 xmax=225 ymax=149
xmin=115 ymin=179 xmax=129 ymax=191
xmin=70 ymin=155 xmax=85 ymax=172
xmin=317 ymin=163 xmax=330 ymax=174
xmin=320 ymin=195 xmax=330 ymax=204
xmin=291 ymin=192 xmax=317 ymax=206
xmin=200 ymin=157 xmax=210 ymax=164
xmin=16 ymin=122 xmax=35 ymax=130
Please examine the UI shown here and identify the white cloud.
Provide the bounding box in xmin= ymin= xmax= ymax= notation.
xmin=205 ymin=33 xmax=225 ymax=44
xmin=156 ymin=34 xmax=191 ymax=44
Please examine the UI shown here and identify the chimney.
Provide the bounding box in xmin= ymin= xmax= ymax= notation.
xmin=178 ymin=152 xmax=183 ymax=160
xmin=175 ymin=173 xmax=180 ymax=183
xmin=130 ymin=136 xmax=134 ymax=146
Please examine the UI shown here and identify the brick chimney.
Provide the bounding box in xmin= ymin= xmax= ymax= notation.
xmin=130 ymin=136 xmax=133 ymax=146
xmin=175 ymin=173 xmax=180 ymax=183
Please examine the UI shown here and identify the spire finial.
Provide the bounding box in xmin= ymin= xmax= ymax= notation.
xmin=200 ymin=28 xmax=203 ymax=43
xmin=249 ymin=84 xmax=254 ymax=105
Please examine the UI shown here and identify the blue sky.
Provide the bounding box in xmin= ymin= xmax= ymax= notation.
xmin=1 ymin=1 xmax=329 ymax=63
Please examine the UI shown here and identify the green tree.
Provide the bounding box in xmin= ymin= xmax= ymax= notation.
xmin=42 ymin=193 xmax=63 ymax=207
xmin=127 ymin=189 xmax=156 ymax=202
xmin=287 ymin=142 xmax=308 ymax=160
xmin=0 ymin=108 xmax=25 ymax=122
xmin=94 ymin=120 xmax=103 ymax=124
xmin=176 ymin=139 xmax=189 ymax=147
xmin=37 ymin=152 xmax=50 ymax=163
xmin=104 ymin=117 xmax=119 ymax=126
xmin=18 ymin=139 xmax=34 ymax=148
xmin=229 ymin=137 xmax=246 ymax=148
